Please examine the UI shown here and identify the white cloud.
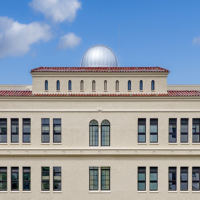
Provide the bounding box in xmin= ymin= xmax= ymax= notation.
xmin=57 ymin=33 xmax=81 ymax=49
xmin=193 ymin=36 xmax=200 ymax=45
xmin=29 ymin=0 xmax=81 ymax=23
xmin=0 ymin=17 xmax=52 ymax=58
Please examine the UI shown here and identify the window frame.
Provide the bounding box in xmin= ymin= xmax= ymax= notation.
xmin=140 ymin=80 xmax=143 ymax=91
xmin=101 ymin=120 xmax=110 ymax=146
xmin=68 ymin=80 xmax=72 ymax=91
xmin=80 ymin=80 xmax=84 ymax=91
xmin=11 ymin=118 xmax=19 ymax=143
xmin=23 ymin=118 xmax=31 ymax=143
xmin=192 ymin=167 xmax=200 ymax=191
xmin=45 ymin=80 xmax=48 ymax=91
xmin=89 ymin=167 xmax=99 ymax=190
xmin=23 ymin=167 xmax=31 ymax=191
xmin=115 ymin=80 xmax=119 ymax=91
xmin=128 ymin=80 xmax=131 ymax=91
xmin=169 ymin=167 xmax=176 ymax=191
xmin=0 ymin=118 xmax=7 ymax=143
xmin=0 ymin=167 xmax=7 ymax=191
xmin=192 ymin=119 xmax=200 ymax=143
xmin=92 ymin=80 xmax=96 ymax=91
xmin=138 ymin=167 xmax=146 ymax=191
xmin=101 ymin=167 xmax=110 ymax=191
xmin=138 ymin=118 xmax=146 ymax=143
xmin=89 ymin=120 xmax=99 ymax=146
xmin=104 ymin=80 xmax=107 ymax=91
xmin=169 ymin=118 xmax=177 ymax=143
xmin=53 ymin=167 xmax=61 ymax=191
xmin=150 ymin=167 xmax=158 ymax=191
xmin=150 ymin=118 xmax=158 ymax=143
xmin=11 ymin=167 xmax=19 ymax=191
xmin=41 ymin=167 xmax=50 ymax=191
xmin=180 ymin=118 xmax=188 ymax=143
xmin=180 ymin=167 xmax=188 ymax=191
xmin=151 ymin=80 xmax=155 ymax=90
xmin=41 ymin=118 xmax=50 ymax=143
xmin=56 ymin=80 xmax=60 ymax=91
xmin=53 ymin=118 xmax=61 ymax=143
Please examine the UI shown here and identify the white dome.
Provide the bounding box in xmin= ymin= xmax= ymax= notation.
xmin=81 ymin=45 xmax=118 ymax=67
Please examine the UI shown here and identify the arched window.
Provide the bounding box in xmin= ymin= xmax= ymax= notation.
xmin=89 ymin=120 xmax=98 ymax=146
xmin=116 ymin=80 xmax=119 ymax=91
xmin=104 ymin=80 xmax=107 ymax=91
xmin=92 ymin=80 xmax=96 ymax=91
xmin=80 ymin=80 xmax=84 ymax=91
xmin=56 ymin=80 xmax=60 ymax=90
xmin=151 ymin=80 xmax=155 ymax=90
xmin=68 ymin=80 xmax=72 ymax=91
xmin=45 ymin=80 xmax=48 ymax=91
xmin=101 ymin=120 xmax=110 ymax=146
xmin=128 ymin=80 xmax=131 ymax=91
xmin=140 ymin=80 xmax=143 ymax=91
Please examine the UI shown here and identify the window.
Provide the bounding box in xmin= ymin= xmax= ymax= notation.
xmin=0 ymin=119 xmax=7 ymax=143
xmin=0 ymin=167 xmax=7 ymax=191
xmin=11 ymin=167 xmax=19 ymax=191
xmin=150 ymin=119 xmax=158 ymax=143
xmin=53 ymin=167 xmax=61 ymax=191
xmin=56 ymin=80 xmax=60 ymax=90
xmin=140 ymin=80 xmax=143 ymax=90
xmin=151 ymin=80 xmax=155 ymax=90
xmin=23 ymin=119 xmax=31 ymax=143
xmin=128 ymin=80 xmax=131 ymax=91
xmin=23 ymin=167 xmax=31 ymax=191
xmin=92 ymin=80 xmax=96 ymax=91
xmin=89 ymin=167 xmax=98 ymax=190
xmin=11 ymin=119 xmax=19 ymax=143
xmin=41 ymin=167 xmax=50 ymax=191
xmin=169 ymin=167 xmax=176 ymax=191
xmin=101 ymin=167 xmax=110 ymax=190
xmin=53 ymin=119 xmax=61 ymax=143
xmin=169 ymin=119 xmax=177 ymax=143
xmin=180 ymin=167 xmax=188 ymax=191
xmin=41 ymin=118 xmax=50 ymax=143
xmin=138 ymin=119 xmax=146 ymax=143
xmin=45 ymin=80 xmax=48 ymax=91
xmin=193 ymin=119 xmax=200 ymax=143
xmin=150 ymin=167 xmax=158 ymax=191
xmin=193 ymin=167 xmax=200 ymax=191
xmin=68 ymin=80 xmax=72 ymax=91
xmin=138 ymin=167 xmax=146 ymax=191
xmin=115 ymin=80 xmax=119 ymax=91
xmin=89 ymin=120 xmax=98 ymax=146
xmin=104 ymin=80 xmax=107 ymax=91
xmin=181 ymin=119 xmax=188 ymax=143
xmin=101 ymin=120 xmax=110 ymax=146
xmin=80 ymin=80 xmax=84 ymax=91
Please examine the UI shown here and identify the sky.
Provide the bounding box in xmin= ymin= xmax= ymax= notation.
xmin=0 ymin=0 xmax=200 ymax=85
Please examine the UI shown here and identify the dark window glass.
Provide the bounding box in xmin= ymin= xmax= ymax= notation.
xmin=53 ymin=119 xmax=61 ymax=143
xmin=193 ymin=119 xmax=200 ymax=143
xmin=45 ymin=80 xmax=48 ymax=91
xmin=80 ymin=80 xmax=84 ymax=91
xmin=89 ymin=167 xmax=98 ymax=190
xmin=23 ymin=167 xmax=31 ymax=191
xmin=101 ymin=167 xmax=110 ymax=190
xmin=53 ymin=167 xmax=61 ymax=191
xmin=180 ymin=167 xmax=188 ymax=191
xmin=11 ymin=167 xmax=19 ymax=191
xmin=68 ymin=80 xmax=72 ymax=91
xmin=104 ymin=80 xmax=107 ymax=91
xmin=150 ymin=167 xmax=158 ymax=191
xmin=11 ymin=119 xmax=19 ymax=143
xmin=150 ymin=119 xmax=158 ymax=143
xmin=138 ymin=167 xmax=146 ymax=191
xmin=116 ymin=80 xmax=119 ymax=91
xmin=192 ymin=167 xmax=200 ymax=191
xmin=140 ymin=80 xmax=143 ymax=90
xmin=138 ymin=119 xmax=146 ymax=143
xmin=56 ymin=80 xmax=60 ymax=90
xmin=23 ymin=119 xmax=31 ymax=143
xmin=181 ymin=119 xmax=188 ymax=143
xmin=89 ymin=120 xmax=98 ymax=146
xmin=41 ymin=118 xmax=50 ymax=143
xmin=169 ymin=167 xmax=176 ymax=191
xmin=128 ymin=80 xmax=131 ymax=91
xmin=169 ymin=119 xmax=177 ymax=143
xmin=0 ymin=119 xmax=7 ymax=143
xmin=101 ymin=120 xmax=110 ymax=146
xmin=42 ymin=167 xmax=49 ymax=191
xmin=92 ymin=80 xmax=96 ymax=91
xmin=0 ymin=167 xmax=7 ymax=191
xmin=151 ymin=80 xmax=155 ymax=90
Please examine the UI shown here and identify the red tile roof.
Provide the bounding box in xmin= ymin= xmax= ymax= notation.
xmin=31 ymin=66 xmax=169 ymax=73
xmin=0 ymin=90 xmax=199 ymax=97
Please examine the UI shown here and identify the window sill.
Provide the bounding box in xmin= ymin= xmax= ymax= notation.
xmin=192 ymin=191 xmax=200 ymax=193
xmin=41 ymin=191 xmax=50 ymax=193
xmin=137 ymin=191 xmax=147 ymax=193
xmin=180 ymin=143 xmax=189 ymax=145
xmin=140 ymin=90 xmax=144 ymax=92
xmin=168 ymin=143 xmax=178 ymax=145
xmin=56 ymin=90 xmax=60 ymax=92
xmin=10 ymin=143 xmax=19 ymax=145
xmin=115 ymin=90 xmax=120 ymax=92
xmin=138 ymin=143 xmax=147 ymax=145
xmin=53 ymin=143 xmax=62 ymax=145
xmin=104 ymin=90 xmax=108 ymax=92
xmin=89 ymin=191 xmax=111 ymax=193
xmin=92 ymin=90 xmax=96 ymax=92
xmin=151 ymin=90 xmax=155 ymax=92
xmin=22 ymin=143 xmax=31 ymax=145
xmin=68 ymin=90 xmax=72 ymax=92
xmin=149 ymin=143 xmax=159 ymax=145
xmin=53 ymin=191 xmax=62 ymax=193
xmin=44 ymin=90 xmax=49 ymax=92
xmin=127 ymin=90 xmax=132 ymax=92
xmin=41 ymin=143 xmax=50 ymax=145
xmin=192 ymin=143 xmax=200 ymax=145
xmin=11 ymin=191 xmax=19 ymax=193
xmin=0 ymin=143 xmax=8 ymax=145
xmin=0 ymin=191 xmax=8 ymax=193
xmin=180 ymin=191 xmax=189 ymax=193
xmin=22 ymin=191 xmax=31 ymax=193
xmin=168 ymin=191 xmax=177 ymax=193
xmin=80 ymin=90 xmax=84 ymax=92
xmin=149 ymin=191 xmax=159 ymax=193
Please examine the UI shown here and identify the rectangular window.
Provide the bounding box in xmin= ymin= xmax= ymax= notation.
xmin=150 ymin=119 xmax=158 ymax=143
xmin=41 ymin=167 xmax=50 ymax=191
xmin=41 ymin=119 xmax=50 ymax=143
xmin=11 ymin=167 xmax=19 ymax=191
xmin=101 ymin=167 xmax=110 ymax=190
xmin=0 ymin=167 xmax=7 ymax=191
xmin=138 ymin=167 xmax=146 ymax=191
xmin=169 ymin=119 xmax=177 ymax=143
xmin=169 ymin=167 xmax=176 ymax=191
xmin=180 ymin=167 xmax=188 ymax=191
xmin=0 ymin=119 xmax=7 ymax=143
xmin=53 ymin=167 xmax=61 ymax=191
xmin=138 ymin=119 xmax=146 ymax=143
xmin=192 ymin=167 xmax=200 ymax=191
xmin=23 ymin=167 xmax=31 ymax=191
xmin=23 ymin=119 xmax=31 ymax=143
xmin=89 ymin=167 xmax=98 ymax=190
xmin=181 ymin=119 xmax=188 ymax=143
xmin=193 ymin=119 xmax=200 ymax=143
xmin=150 ymin=167 xmax=158 ymax=191
xmin=11 ymin=119 xmax=19 ymax=143
xmin=53 ymin=119 xmax=61 ymax=143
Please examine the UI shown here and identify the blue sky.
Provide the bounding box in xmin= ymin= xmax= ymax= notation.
xmin=0 ymin=0 xmax=200 ymax=85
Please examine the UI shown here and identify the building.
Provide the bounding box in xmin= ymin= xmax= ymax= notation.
xmin=0 ymin=44 xmax=200 ymax=200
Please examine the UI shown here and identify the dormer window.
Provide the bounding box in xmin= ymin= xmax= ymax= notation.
xmin=140 ymin=80 xmax=143 ymax=91
xmin=68 ymin=80 xmax=72 ymax=91
xmin=128 ymin=80 xmax=131 ymax=91
xmin=45 ymin=80 xmax=48 ymax=91
xmin=56 ymin=80 xmax=60 ymax=91
xmin=104 ymin=80 xmax=107 ymax=91
xmin=151 ymin=80 xmax=155 ymax=91
xmin=80 ymin=80 xmax=84 ymax=91
xmin=92 ymin=80 xmax=96 ymax=91
xmin=116 ymin=80 xmax=119 ymax=91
